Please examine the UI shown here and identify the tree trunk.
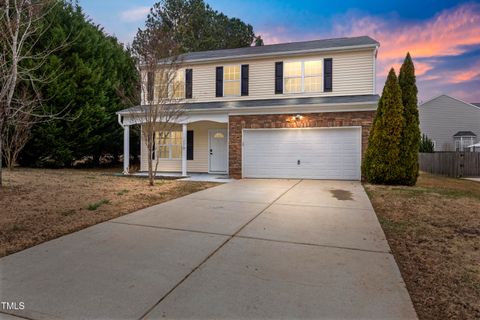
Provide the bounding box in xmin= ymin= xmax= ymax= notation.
xmin=147 ymin=148 xmax=154 ymax=186
xmin=0 ymin=130 xmax=3 ymax=189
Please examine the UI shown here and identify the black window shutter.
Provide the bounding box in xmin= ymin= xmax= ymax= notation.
xmin=275 ymin=62 xmax=283 ymax=94
xmin=187 ymin=130 xmax=194 ymax=160
xmin=147 ymin=71 xmax=155 ymax=101
xmin=151 ymin=132 xmax=156 ymax=160
xmin=241 ymin=64 xmax=249 ymax=96
xmin=324 ymin=58 xmax=333 ymax=92
xmin=215 ymin=66 xmax=223 ymax=97
xmin=185 ymin=69 xmax=193 ymax=99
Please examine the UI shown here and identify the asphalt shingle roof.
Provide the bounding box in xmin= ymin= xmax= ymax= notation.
xmin=453 ymin=131 xmax=477 ymax=137
xmin=117 ymin=94 xmax=380 ymax=115
xmin=178 ymin=36 xmax=379 ymax=62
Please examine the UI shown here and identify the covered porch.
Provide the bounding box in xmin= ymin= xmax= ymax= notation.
xmin=118 ymin=112 xmax=229 ymax=178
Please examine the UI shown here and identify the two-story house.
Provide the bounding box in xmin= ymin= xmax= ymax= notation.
xmin=117 ymin=36 xmax=380 ymax=180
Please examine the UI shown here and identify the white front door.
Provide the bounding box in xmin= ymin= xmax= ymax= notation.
xmin=209 ymin=129 xmax=228 ymax=173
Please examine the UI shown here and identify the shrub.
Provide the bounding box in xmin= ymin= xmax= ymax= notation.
xmin=398 ymin=53 xmax=421 ymax=185
xmin=419 ymin=134 xmax=434 ymax=153
xmin=363 ymin=68 xmax=405 ymax=184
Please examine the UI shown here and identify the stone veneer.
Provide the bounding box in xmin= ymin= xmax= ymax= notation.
xmin=228 ymin=111 xmax=376 ymax=179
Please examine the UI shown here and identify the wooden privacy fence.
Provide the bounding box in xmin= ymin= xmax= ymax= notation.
xmin=419 ymin=152 xmax=480 ymax=177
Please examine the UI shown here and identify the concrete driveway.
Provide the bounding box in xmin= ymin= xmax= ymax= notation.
xmin=0 ymin=179 xmax=417 ymax=320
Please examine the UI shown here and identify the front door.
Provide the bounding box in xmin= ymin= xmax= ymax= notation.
xmin=209 ymin=129 xmax=228 ymax=173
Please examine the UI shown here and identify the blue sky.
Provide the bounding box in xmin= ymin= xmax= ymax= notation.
xmin=79 ymin=0 xmax=480 ymax=102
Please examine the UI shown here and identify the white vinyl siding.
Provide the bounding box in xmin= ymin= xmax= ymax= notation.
xmin=419 ymin=95 xmax=480 ymax=151
xmin=186 ymin=49 xmax=375 ymax=103
xmin=141 ymin=121 xmax=227 ymax=172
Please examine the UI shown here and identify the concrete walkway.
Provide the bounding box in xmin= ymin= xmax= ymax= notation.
xmin=0 ymin=180 xmax=417 ymax=320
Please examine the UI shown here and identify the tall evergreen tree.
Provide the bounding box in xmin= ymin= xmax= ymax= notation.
xmin=363 ymin=68 xmax=405 ymax=184
xmin=20 ymin=1 xmax=139 ymax=167
xmin=398 ymin=53 xmax=420 ymax=185
xmin=142 ymin=0 xmax=257 ymax=53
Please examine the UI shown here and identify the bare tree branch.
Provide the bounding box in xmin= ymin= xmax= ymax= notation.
xmin=0 ymin=0 xmax=71 ymax=187
xmin=130 ymin=25 xmax=185 ymax=186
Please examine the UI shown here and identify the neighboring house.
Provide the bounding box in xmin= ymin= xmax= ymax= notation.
xmin=117 ymin=36 xmax=380 ymax=180
xmin=419 ymin=94 xmax=480 ymax=151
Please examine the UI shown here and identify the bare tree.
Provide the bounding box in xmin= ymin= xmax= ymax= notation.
xmin=0 ymin=0 xmax=67 ymax=187
xmin=131 ymin=25 xmax=185 ymax=186
xmin=1 ymin=86 xmax=35 ymax=169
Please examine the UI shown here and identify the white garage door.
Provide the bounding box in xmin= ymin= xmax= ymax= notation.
xmin=243 ymin=127 xmax=361 ymax=180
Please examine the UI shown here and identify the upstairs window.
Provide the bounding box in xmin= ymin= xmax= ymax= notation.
xmin=284 ymin=60 xmax=323 ymax=94
xmin=223 ymin=65 xmax=241 ymax=96
xmin=154 ymin=71 xmax=169 ymax=100
xmin=173 ymin=70 xmax=185 ymax=99
xmin=284 ymin=62 xmax=302 ymax=93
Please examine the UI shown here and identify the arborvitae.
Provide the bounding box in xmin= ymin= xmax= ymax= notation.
xmin=419 ymin=134 xmax=434 ymax=153
xmin=398 ymin=53 xmax=421 ymax=185
xmin=362 ymin=68 xmax=405 ymax=184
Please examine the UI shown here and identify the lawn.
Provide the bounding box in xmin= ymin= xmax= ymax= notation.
xmin=365 ymin=173 xmax=480 ymax=320
xmin=0 ymin=168 xmax=219 ymax=257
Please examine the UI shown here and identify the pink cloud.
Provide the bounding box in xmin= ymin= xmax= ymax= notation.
xmin=257 ymin=4 xmax=480 ymax=100
xmin=451 ymin=69 xmax=480 ymax=83
xmin=335 ymin=3 xmax=480 ymax=84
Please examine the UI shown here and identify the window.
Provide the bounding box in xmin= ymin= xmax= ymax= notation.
xmin=454 ymin=136 xmax=476 ymax=151
xmin=284 ymin=62 xmax=302 ymax=93
xmin=284 ymin=60 xmax=322 ymax=93
xmin=155 ymin=131 xmax=183 ymax=160
xmin=223 ymin=65 xmax=241 ymax=96
xmin=173 ymin=70 xmax=185 ymax=99
xmin=154 ymin=71 xmax=168 ymax=100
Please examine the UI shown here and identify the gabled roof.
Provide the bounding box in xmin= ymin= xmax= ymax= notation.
xmin=117 ymin=94 xmax=380 ymax=115
xmin=453 ymin=131 xmax=477 ymax=137
xmin=178 ymin=36 xmax=379 ymax=63
xmin=420 ymin=94 xmax=480 ymax=110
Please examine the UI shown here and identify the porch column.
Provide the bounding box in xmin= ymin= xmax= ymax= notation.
xmin=123 ymin=125 xmax=130 ymax=175
xmin=182 ymin=123 xmax=187 ymax=176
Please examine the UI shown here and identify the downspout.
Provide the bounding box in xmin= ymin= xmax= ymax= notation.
xmin=373 ymin=45 xmax=379 ymax=95
xmin=117 ymin=114 xmax=125 ymax=128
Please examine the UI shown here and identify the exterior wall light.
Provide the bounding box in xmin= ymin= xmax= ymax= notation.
xmin=286 ymin=114 xmax=304 ymax=122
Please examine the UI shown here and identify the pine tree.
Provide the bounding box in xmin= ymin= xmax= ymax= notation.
xmin=363 ymin=68 xmax=405 ymax=184
xmin=398 ymin=53 xmax=421 ymax=185
xmin=419 ymin=134 xmax=434 ymax=153
xmin=20 ymin=1 xmax=139 ymax=167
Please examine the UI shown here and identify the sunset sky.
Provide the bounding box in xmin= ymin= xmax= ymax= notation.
xmin=80 ymin=0 xmax=480 ymax=103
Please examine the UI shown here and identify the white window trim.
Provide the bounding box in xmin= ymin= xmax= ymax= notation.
xmin=223 ymin=64 xmax=241 ymax=97
xmin=153 ymin=131 xmax=183 ymax=161
xmin=454 ymin=136 xmax=476 ymax=151
xmin=283 ymin=58 xmax=323 ymax=94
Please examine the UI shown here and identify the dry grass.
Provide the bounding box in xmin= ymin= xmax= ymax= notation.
xmin=365 ymin=173 xmax=480 ymax=320
xmin=0 ymin=168 xmax=220 ymax=257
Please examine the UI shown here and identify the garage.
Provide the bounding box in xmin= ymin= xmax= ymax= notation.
xmin=242 ymin=127 xmax=362 ymax=180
